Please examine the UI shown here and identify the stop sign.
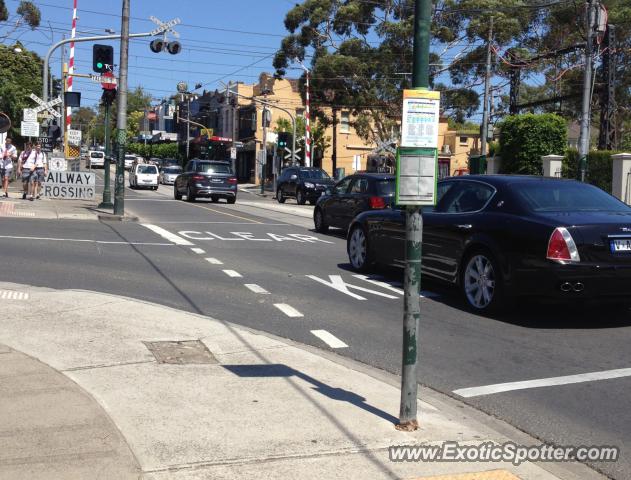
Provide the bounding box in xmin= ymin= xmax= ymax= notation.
xmin=101 ymin=71 xmax=116 ymax=91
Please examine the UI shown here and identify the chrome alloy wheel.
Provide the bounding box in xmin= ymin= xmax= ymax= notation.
xmin=348 ymin=228 xmax=367 ymax=270
xmin=464 ymin=254 xmax=496 ymax=309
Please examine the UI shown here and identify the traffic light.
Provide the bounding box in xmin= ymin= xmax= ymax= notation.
xmin=101 ymin=88 xmax=117 ymax=106
xmin=277 ymin=131 xmax=292 ymax=149
xmin=93 ymin=44 xmax=113 ymax=73
xmin=150 ymin=39 xmax=164 ymax=53
xmin=166 ymin=41 xmax=181 ymax=55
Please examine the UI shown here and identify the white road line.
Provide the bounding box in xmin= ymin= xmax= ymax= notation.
xmin=222 ymin=269 xmax=242 ymax=278
xmin=311 ymin=330 xmax=348 ymax=349
xmin=0 ymin=235 xmax=173 ymax=246
xmin=191 ymin=248 xmax=205 ymax=254
xmin=453 ymin=367 xmax=631 ymax=398
xmin=156 ymin=221 xmax=290 ymax=226
xmin=205 ymin=257 xmax=224 ymax=265
xmin=352 ymin=275 xmax=404 ymax=295
xmin=274 ymin=303 xmax=304 ymax=318
xmin=244 ymin=284 xmax=270 ymax=294
xmin=141 ymin=224 xmax=194 ymax=246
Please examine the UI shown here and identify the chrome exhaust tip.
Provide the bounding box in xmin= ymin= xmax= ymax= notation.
xmin=560 ymin=282 xmax=572 ymax=292
xmin=573 ymin=282 xmax=585 ymax=292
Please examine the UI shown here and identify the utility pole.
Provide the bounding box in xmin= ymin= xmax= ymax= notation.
xmin=331 ymin=108 xmax=337 ymax=176
xmin=186 ymin=95 xmax=191 ymax=160
xmin=113 ymin=0 xmax=129 ymax=216
xmin=397 ymin=0 xmax=431 ymax=432
xmin=578 ymin=0 xmax=597 ymax=182
xmin=261 ymin=90 xmax=269 ymax=195
xmin=480 ymin=17 xmax=493 ymax=173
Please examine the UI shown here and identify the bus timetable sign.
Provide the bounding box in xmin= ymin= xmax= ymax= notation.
xmin=43 ymin=171 xmax=95 ymax=200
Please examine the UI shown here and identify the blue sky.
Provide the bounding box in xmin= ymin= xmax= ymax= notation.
xmin=5 ymin=0 xmax=297 ymax=107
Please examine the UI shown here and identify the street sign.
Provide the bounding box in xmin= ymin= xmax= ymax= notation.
xmin=21 ymin=121 xmax=39 ymax=137
xmin=49 ymin=157 xmax=66 ymax=171
xmin=284 ymin=147 xmax=301 ymax=160
xmin=43 ymin=171 xmax=95 ymax=200
xmin=67 ymin=129 xmax=82 ymax=146
xmin=37 ymin=112 xmax=54 ymax=120
xmin=29 ymin=93 xmax=62 ymax=118
xmin=38 ymin=135 xmax=54 ymax=152
xmin=23 ymin=108 xmax=37 ymax=123
xmin=400 ymin=89 xmax=440 ymax=148
xmin=150 ymin=16 xmax=181 ymax=37
xmin=93 ymin=71 xmax=117 ymax=90
xmin=230 ymin=147 xmax=237 ymax=160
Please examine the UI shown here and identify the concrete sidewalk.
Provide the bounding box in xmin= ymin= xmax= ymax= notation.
xmin=0 ymin=282 xmax=603 ymax=480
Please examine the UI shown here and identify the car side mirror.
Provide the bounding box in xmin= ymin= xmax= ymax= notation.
xmin=290 ymin=174 xmax=298 ymax=181
xmin=325 ymin=187 xmax=334 ymax=195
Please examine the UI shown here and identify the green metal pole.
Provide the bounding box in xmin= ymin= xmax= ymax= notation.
xmin=98 ymin=98 xmax=113 ymax=208
xmin=397 ymin=0 xmax=431 ymax=432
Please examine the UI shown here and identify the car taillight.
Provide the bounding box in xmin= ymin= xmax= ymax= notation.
xmin=228 ymin=177 xmax=237 ymax=184
xmin=369 ymin=196 xmax=386 ymax=209
xmin=192 ymin=175 xmax=205 ymax=181
xmin=547 ymin=227 xmax=580 ymax=263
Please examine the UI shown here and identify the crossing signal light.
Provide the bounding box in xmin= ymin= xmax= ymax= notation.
xmin=93 ymin=44 xmax=113 ymax=73
xmin=166 ymin=41 xmax=181 ymax=55
xmin=277 ymin=131 xmax=291 ymax=149
xmin=150 ymin=39 xmax=164 ymax=53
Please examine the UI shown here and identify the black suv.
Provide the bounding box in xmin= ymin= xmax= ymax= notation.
xmin=174 ymin=159 xmax=237 ymax=203
xmin=276 ymin=167 xmax=335 ymax=205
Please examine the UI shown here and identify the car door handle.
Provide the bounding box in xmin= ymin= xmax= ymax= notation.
xmin=456 ymin=224 xmax=472 ymax=230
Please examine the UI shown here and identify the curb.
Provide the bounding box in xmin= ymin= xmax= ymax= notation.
xmin=97 ymin=213 xmax=139 ymax=222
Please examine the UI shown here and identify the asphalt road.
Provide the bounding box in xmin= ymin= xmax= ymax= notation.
xmin=2 ymin=170 xmax=630 ymax=479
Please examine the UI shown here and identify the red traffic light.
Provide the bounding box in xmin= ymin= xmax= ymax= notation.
xmin=150 ymin=39 xmax=164 ymax=53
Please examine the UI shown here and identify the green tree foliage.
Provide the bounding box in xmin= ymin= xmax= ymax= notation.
xmin=0 ymin=43 xmax=42 ymax=143
xmin=91 ymin=87 xmax=153 ymax=146
xmin=0 ymin=1 xmax=41 ymax=43
xmin=498 ymin=113 xmax=567 ymax=174
xmin=127 ymin=142 xmax=179 ymax=160
xmin=563 ymin=149 xmax=616 ymax=192
xmin=275 ymin=116 xmax=330 ymax=161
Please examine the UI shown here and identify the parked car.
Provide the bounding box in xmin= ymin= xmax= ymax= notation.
xmin=276 ymin=167 xmax=335 ymax=205
xmin=129 ymin=163 xmax=159 ymax=190
xmin=86 ymin=150 xmax=105 ymax=168
xmin=314 ymin=173 xmax=395 ymax=233
xmin=346 ymin=175 xmax=631 ymax=312
xmin=124 ymin=154 xmax=137 ymax=170
xmin=174 ymin=159 xmax=237 ymax=203
xmin=160 ymin=165 xmax=183 ymax=185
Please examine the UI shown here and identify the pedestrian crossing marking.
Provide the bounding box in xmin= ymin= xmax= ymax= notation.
xmin=0 ymin=291 xmax=29 ymax=300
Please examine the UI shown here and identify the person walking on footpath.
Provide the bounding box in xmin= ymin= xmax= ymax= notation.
xmin=32 ymin=143 xmax=48 ymax=200
xmin=0 ymin=137 xmax=17 ymax=198
xmin=17 ymin=142 xmax=35 ymax=200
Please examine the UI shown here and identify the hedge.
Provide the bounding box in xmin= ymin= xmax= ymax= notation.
xmin=498 ymin=113 xmax=567 ymax=175
xmin=563 ymin=149 xmax=616 ymax=194
xmin=127 ymin=142 xmax=180 ymax=161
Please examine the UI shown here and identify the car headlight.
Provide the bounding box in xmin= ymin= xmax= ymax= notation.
xmin=304 ymin=182 xmax=315 ymax=189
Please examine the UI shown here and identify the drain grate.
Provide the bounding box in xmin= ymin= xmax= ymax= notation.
xmin=143 ymin=340 xmax=218 ymax=365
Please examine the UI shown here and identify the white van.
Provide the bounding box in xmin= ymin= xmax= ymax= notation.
xmin=86 ymin=150 xmax=105 ymax=168
xmin=129 ymin=163 xmax=159 ymax=190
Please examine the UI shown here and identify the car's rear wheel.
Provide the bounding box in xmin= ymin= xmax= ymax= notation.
xmin=296 ymin=189 xmax=306 ymax=205
xmin=277 ymin=188 xmax=286 ymax=204
xmin=347 ymin=226 xmax=371 ymax=272
xmin=227 ymin=196 xmax=236 ymax=204
xmin=174 ymin=185 xmax=182 ymax=200
xmin=314 ymin=208 xmax=329 ymax=233
xmin=187 ymin=186 xmax=196 ymax=202
xmin=211 ymin=196 xmax=219 ymax=203
xmin=461 ymin=249 xmax=505 ymax=313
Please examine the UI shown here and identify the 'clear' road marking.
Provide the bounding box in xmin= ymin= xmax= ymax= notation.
xmin=453 ymin=367 xmax=631 ymax=398
xmin=0 ymin=291 xmax=29 ymax=300
xmin=191 ymin=247 xmax=205 ymax=254
xmin=205 ymin=257 xmax=223 ymax=265
xmin=244 ymin=284 xmax=269 ymax=294
xmin=307 ymin=275 xmax=399 ymax=301
xmin=274 ymin=303 xmax=303 ymax=318
xmin=311 ymin=330 xmax=348 ymax=349
xmin=141 ymin=224 xmax=194 ymax=246
xmin=223 ymin=269 xmax=242 ymax=278
xmin=352 ymin=275 xmax=404 ymax=295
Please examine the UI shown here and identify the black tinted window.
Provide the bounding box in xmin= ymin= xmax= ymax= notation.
xmin=335 ymin=177 xmax=353 ymax=194
xmin=350 ymin=178 xmax=369 ymax=194
xmin=196 ymin=163 xmax=232 ymax=174
xmin=436 ymin=181 xmax=494 ymax=213
xmin=299 ymin=169 xmax=330 ymax=180
xmin=163 ymin=166 xmax=182 ymax=174
xmin=376 ymin=179 xmax=395 ymax=196
xmin=514 ymin=182 xmax=630 ymax=212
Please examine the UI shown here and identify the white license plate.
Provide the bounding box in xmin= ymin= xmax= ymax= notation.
xmin=211 ymin=178 xmax=223 ymax=183
xmin=611 ymin=238 xmax=631 ymax=252
xmin=142 ymin=179 xmax=152 ymax=183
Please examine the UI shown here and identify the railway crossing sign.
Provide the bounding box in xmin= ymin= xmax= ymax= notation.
xmin=284 ymin=147 xmax=301 ymax=161
xmin=29 ymin=93 xmax=62 ymax=119
xmin=150 ymin=16 xmax=181 ymax=37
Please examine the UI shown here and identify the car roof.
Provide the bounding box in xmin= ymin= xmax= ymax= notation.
xmin=443 ymin=174 xmax=580 ymax=188
xmin=351 ymin=172 xmax=395 ymax=180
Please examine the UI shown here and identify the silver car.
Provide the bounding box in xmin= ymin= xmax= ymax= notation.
xmin=159 ymin=165 xmax=183 ymax=185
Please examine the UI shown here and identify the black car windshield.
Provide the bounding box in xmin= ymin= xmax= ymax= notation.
xmin=300 ymin=169 xmax=330 ymax=180
xmin=514 ymin=182 xmax=630 ymax=212
xmin=138 ymin=165 xmax=158 ymax=174
xmin=163 ymin=166 xmax=182 ymax=174
xmin=376 ymin=179 xmax=395 ymax=196
xmin=196 ymin=163 xmax=232 ymax=174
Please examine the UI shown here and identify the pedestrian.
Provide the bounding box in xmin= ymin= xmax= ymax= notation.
xmin=0 ymin=137 xmax=17 ymax=198
xmin=17 ymin=142 xmax=35 ymax=200
xmin=32 ymin=143 xmax=48 ymax=200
